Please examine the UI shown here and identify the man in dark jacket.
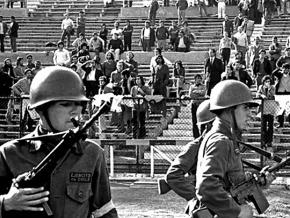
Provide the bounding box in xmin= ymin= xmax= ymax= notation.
xmin=204 ymin=48 xmax=224 ymax=96
xmin=0 ymin=16 xmax=8 ymax=52
xmin=0 ymin=66 xmax=13 ymax=109
xmin=122 ymin=20 xmax=133 ymax=51
xmin=9 ymin=16 xmax=19 ymax=52
xmin=252 ymin=49 xmax=272 ymax=89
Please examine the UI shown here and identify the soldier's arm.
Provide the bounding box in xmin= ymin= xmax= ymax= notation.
xmin=166 ymin=139 xmax=201 ymax=201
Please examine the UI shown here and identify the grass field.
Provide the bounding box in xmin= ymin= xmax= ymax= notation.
xmin=111 ymin=183 xmax=290 ymax=218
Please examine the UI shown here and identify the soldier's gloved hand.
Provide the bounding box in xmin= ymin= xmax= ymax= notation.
xmin=3 ymin=173 xmax=49 ymax=212
xmin=259 ymin=165 xmax=276 ymax=188
xmin=238 ymin=204 xmax=253 ymax=218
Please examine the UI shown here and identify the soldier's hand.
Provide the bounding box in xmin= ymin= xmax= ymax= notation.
xmin=260 ymin=165 xmax=276 ymax=188
xmin=3 ymin=181 xmax=49 ymax=212
xmin=238 ymin=204 xmax=253 ymax=218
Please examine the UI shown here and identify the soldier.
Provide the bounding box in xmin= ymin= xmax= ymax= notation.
xmin=195 ymin=80 xmax=275 ymax=218
xmin=0 ymin=66 xmax=118 ymax=218
xmin=158 ymin=99 xmax=215 ymax=198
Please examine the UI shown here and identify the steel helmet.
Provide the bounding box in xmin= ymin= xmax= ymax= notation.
xmin=210 ymin=80 xmax=259 ymax=111
xmin=29 ymin=66 xmax=89 ymax=109
xmin=196 ymin=99 xmax=216 ymax=125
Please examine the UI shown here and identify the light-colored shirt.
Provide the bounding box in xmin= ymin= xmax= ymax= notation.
xmin=219 ymin=37 xmax=233 ymax=49
xmin=61 ymin=18 xmax=74 ymax=30
xmin=143 ymin=28 xmax=150 ymax=39
xmin=53 ymin=49 xmax=70 ymax=66
xmin=178 ymin=37 xmax=186 ymax=48
xmin=0 ymin=23 xmax=3 ymax=34
xmin=110 ymin=28 xmax=123 ymax=38
xmin=234 ymin=32 xmax=248 ymax=47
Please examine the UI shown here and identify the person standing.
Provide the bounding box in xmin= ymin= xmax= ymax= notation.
xmin=176 ymin=0 xmax=188 ymax=26
xmin=268 ymin=36 xmax=282 ymax=70
xmin=60 ymin=13 xmax=74 ymax=48
xmin=123 ymin=20 xmax=133 ymax=51
xmin=0 ymin=16 xmax=8 ymax=53
xmin=140 ymin=20 xmax=155 ymax=52
xmin=0 ymin=66 xmax=119 ymax=218
xmin=256 ymin=75 xmax=275 ymax=147
xmin=247 ymin=36 xmax=264 ymax=67
xmin=204 ymin=48 xmax=224 ymax=96
xmin=131 ymin=75 xmax=151 ymax=139
xmin=53 ymin=41 xmax=71 ymax=67
xmin=76 ymin=10 xmax=86 ymax=38
xmin=161 ymin=100 xmax=215 ymax=216
xmin=217 ymin=0 xmax=227 ymax=19
xmin=195 ymin=80 xmax=275 ymax=217
xmin=148 ymin=0 xmax=159 ymax=26
xmin=197 ymin=0 xmax=208 ymax=17
xmin=8 ymin=16 xmax=19 ymax=53
xmin=99 ymin=23 xmax=109 ymax=52
xmin=168 ymin=20 xmax=179 ymax=51
xmin=188 ymin=74 xmax=206 ymax=138
xmin=156 ymin=20 xmax=169 ymax=51
xmin=222 ymin=15 xmax=233 ymax=38
xmin=219 ymin=31 xmax=236 ymax=67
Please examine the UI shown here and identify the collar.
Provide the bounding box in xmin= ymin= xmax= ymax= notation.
xmin=22 ymin=125 xmax=83 ymax=155
xmin=210 ymin=117 xmax=233 ymax=138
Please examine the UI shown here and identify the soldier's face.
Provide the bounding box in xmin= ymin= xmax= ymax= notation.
xmin=46 ymin=101 xmax=83 ymax=132
xmin=234 ymin=104 xmax=251 ymax=130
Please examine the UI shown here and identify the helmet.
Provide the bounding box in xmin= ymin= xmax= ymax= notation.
xmin=210 ymin=80 xmax=259 ymax=111
xmin=196 ymin=99 xmax=215 ymax=125
xmin=29 ymin=66 xmax=89 ymax=109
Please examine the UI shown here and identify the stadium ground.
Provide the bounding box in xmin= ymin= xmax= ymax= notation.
xmin=111 ymin=183 xmax=290 ymax=218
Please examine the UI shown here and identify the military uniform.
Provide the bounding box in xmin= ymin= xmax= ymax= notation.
xmin=0 ymin=125 xmax=118 ymax=218
xmin=196 ymin=118 xmax=246 ymax=218
xmin=166 ymin=137 xmax=203 ymax=201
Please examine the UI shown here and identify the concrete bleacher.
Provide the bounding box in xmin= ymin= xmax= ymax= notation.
xmin=1 ymin=2 xmax=290 ymax=176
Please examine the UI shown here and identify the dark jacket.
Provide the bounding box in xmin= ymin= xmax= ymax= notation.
xmin=204 ymin=57 xmax=224 ymax=95
xmin=9 ymin=21 xmax=19 ymax=38
xmin=174 ymin=36 xmax=191 ymax=52
xmin=252 ymin=58 xmax=272 ymax=77
xmin=0 ymin=125 xmax=118 ymax=218
xmin=176 ymin=0 xmax=188 ymax=10
xmin=149 ymin=0 xmax=159 ymax=14
xmin=0 ymin=71 xmax=13 ymax=96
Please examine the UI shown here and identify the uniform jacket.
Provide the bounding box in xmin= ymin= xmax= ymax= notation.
xmin=166 ymin=136 xmax=204 ymax=201
xmin=0 ymin=125 xmax=118 ymax=218
xmin=196 ymin=118 xmax=246 ymax=218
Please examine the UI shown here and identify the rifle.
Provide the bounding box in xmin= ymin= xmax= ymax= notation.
xmin=230 ymin=155 xmax=290 ymax=214
xmin=11 ymin=101 xmax=111 ymax=216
